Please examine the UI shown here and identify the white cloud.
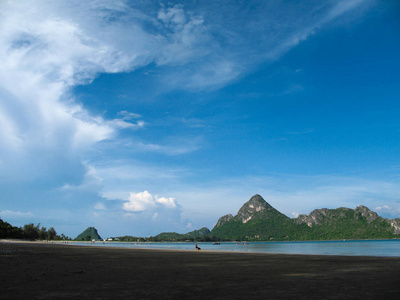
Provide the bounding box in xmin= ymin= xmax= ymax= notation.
xmin=0 ymin=1 xmax=210 ymax=178
xmin=158 ymin=5 xmax=187 ymax=26
xmin=156 ymin=196 xmax=177 ymax=209
xmin=117 ymin=111 xmax=142 ymax=120
xmin=123 ymin=191 xmax=156 ymax=212
xmin=0 ymin=210 xmax=34 ymax=219
xmin=108 ymin=119 xmax=145 ymax=130
xmin=151 ymin=213 xmax=159 ymax=222
xmin=374 ymin=205 xmax=400 ymax=219
xmin=109 ymin=110 xmax=145 ymax=129
xmin=136 ymin=141 xmax=200 ymax=156
xmin=156 ymin=5 xmax=209 ymax=66
xmin=0 ymin=0 xmax=369 ymax=164
xmin=0 ymin=1 xmax=122 ymax=167
xmin=374 ymin=205 xmax=400 ymax=218
xmin=123 ymin=191 xmax=178 ymax=213
xmin=61 ymin=164 xmax=103 ymax=192
xmin=376 ymin=205 xmax=393 ymax=211
xmin=94 ymin=203 xmax=106 ymax=211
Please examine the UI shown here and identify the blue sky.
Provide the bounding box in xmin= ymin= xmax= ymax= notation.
xmin=1 ymin=0 xmax=400 ymax=238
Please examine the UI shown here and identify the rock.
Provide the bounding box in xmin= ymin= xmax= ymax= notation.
xmin=354 ymin=205 xmax=378 ymax=223
xmin=214 ymin=214 xmax=234 ymax=228
xmin=297 ymin=208 xmax=330 ymax=227
xmin=388 ymin=219 xmax=400 ymax=234
xmin=236 ymin=194 xmax=272 ymax=224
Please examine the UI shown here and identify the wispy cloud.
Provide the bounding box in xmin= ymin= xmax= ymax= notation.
xmin=375 ymin=205 xmax=400 ymax=218
xmin=108 ymin=119 xmax=145 ymax=130
xmin=136 ymin=139 xmax=201 ymax=156
xmin=0 ymin=0 xmax=369 ymax=163
xmin=117 ymin=111 xmax=142 ymax=120
xmin=60 ymin=164 xmax=103 ymax=193
xmin=0 ymin=210 xmax=34 ymax=219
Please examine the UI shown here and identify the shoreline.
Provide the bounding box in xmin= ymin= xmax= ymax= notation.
xmin=2 ymin=239 xmax=400 ymax=258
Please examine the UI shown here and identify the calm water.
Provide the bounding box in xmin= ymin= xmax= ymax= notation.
xmin=75 ymin=239 xmax=400 ymax=257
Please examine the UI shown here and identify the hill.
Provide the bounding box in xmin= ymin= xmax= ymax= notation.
xmin=211 ymin=194 xmax=308 ymax=241
xmin=75 ymin=227 xmax=103 ymax=241
xmin=210 ymin=194 xmax=400 ymax=241
xmin=154 ymin=227 xmax=211 ymax=242
xmin=294 ymin=205 xmax=400 ymax=240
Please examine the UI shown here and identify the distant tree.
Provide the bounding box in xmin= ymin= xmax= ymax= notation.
xmin=23 ymin=223 xmax=40 ymax=240
xmin=48 ymin=227 xmax=57 ymax=240
xmin=38 ymin=226 xmax=48 ymax=240
xmin=0 ymin=218 xmax=23 ymax=239
xmin=11 ymin=227 xmax=23 ymax=239
xmin=0 ymin=218 xmax=11 ymax=239
xmin=85 ymin=235 xmax=92 ymax=241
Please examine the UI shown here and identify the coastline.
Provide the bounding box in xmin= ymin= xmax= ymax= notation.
xmin=2 ymin=238 xmax=400 ymax=257
xmin=2 ymin=241 xmax=400 ymax=299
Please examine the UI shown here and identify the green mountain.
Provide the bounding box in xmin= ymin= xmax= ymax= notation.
xmin=294 ymin=205 xmax=400 ymax=240
xmin=154 ymin=227 xmax=211 ymax=242
xmin=75 ymin=227 xmax=103 ymax=241
xmin=211 ymin=194 xmax=305 ymax=241
xmin=210 ymin=194 xmax=400 ymax=241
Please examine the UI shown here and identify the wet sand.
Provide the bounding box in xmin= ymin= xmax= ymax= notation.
xmin=1 ymin=241 xmax=400 ymax=299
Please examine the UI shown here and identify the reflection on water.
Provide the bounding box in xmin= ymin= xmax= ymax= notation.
xmin=74 ymin=239 xmax=400 ymax=257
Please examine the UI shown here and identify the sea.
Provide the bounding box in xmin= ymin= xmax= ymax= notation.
xmin=73 ymin=239 xmax=400 ymax=257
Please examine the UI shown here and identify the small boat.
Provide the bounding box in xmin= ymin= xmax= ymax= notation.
xmin=212 ymin=242 xmax=221 ymax=245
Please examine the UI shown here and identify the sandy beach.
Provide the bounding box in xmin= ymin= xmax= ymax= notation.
xmin=1 ymin=241 xmax=400 ymax=299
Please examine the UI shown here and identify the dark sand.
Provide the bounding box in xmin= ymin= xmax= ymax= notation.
xmin=1 ymin=241 xmax=400 ymax=299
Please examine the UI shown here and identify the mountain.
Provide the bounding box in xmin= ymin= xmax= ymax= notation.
xmin=75 ymin=227 xmax=103 ymax=241
xmin=154 ymin=227 xmax=211 ymax=242
xmin=211 ymin=194 xmax=303 ymax=240
xmin=210 ymin=194 xmax=400 ymax=241
xmin=214 ymin=214 xmax=233 ymax=228
xmin=186 ymin=227 xmax=211 ymax=238
xmin=294 ymin=205 xmax=400 ymax=240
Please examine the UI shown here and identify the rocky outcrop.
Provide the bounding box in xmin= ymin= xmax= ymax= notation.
xmin=354 ymin=205 xmax=378 ymax=223
xmin=213 ymin=194 xmax=275 ymax=228
xmin=296 ymin=207 xmax=369 ymax=227
xmin=296 ymin=208 xmax=330 ymax=227
xmin=236 ymin=194 xmax=273 ymax=223
xmin=388 ymin=219 xmax=400 ymax=234
xmin=214 ymin=214 xmax=234 ymax=228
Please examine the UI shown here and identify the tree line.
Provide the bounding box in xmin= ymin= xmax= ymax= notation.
xmin=0 ymin=218 xmax=71 ymax=241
